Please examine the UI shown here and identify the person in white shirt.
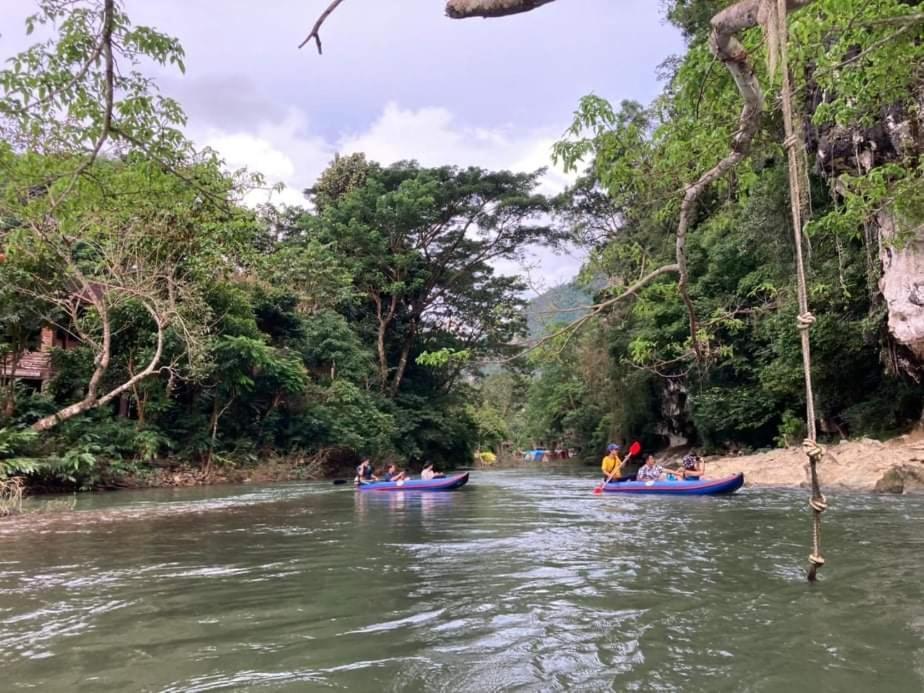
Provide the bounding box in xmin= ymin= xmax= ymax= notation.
xmin=636 ymin=455 xmax=665 ymax=482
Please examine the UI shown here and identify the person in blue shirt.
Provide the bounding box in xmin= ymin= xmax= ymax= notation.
xmin=382 ymin=463 xmax=408 ymax=482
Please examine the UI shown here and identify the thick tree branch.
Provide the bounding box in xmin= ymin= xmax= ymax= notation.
xmin=302 ymin=0 xmax=559 ymax=54
xmin=674 ymin=0 xmax=814 ymax=363
xmin=445 ymin=0 xmax=558 ymax=19
xmin=299 ymin=0 xmax=348 ymax=52
xmin=94 ymin=306 xmax=166 ymax=409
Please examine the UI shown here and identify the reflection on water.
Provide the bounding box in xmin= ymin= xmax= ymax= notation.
xmin=1 ymin=471 xmax=923 ymax=691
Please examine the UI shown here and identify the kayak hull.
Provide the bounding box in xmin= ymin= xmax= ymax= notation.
xmin=356 ymin=472 xmax=469 ymax=492
xmin=603 ymin=473 xmax=744 ymax=495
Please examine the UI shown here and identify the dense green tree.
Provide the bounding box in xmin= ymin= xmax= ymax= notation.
xmin=0 ymin=2 xmax=563 ymax=486
xmin=515 ymin=0 xmax=924 ymax=455
xmin=305 ymin=162 xmax=559 ymax=395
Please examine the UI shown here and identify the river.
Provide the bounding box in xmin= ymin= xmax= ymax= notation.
xmin=1 ymin=470 xmax=923 ymax=691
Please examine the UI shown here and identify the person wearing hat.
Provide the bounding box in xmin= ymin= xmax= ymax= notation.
xmin=600 ymin=443 xmax=623 ymax=483
xmin=420 ymin=462 xmax=445 ymax=481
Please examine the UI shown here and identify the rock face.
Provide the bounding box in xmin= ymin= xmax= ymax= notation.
xmin=878 ymin=211 xmax=924 ymax=370
xmin=806 ymin=76 xmax=924 ymax=377
xmin=704 ymin=435 xmax=924 ymax=492
xmin=656 ymin=378 xmax=690 ymax=447
xmin=874 ymin=463 xmax=924 ymax=495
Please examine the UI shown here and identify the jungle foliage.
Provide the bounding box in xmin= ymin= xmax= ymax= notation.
xmin=0 ymin=1 xmax=557 ymax=487
xmin=2 ymin=0 xmax=923 ymax=490
xmin=501 ymin=0 xmax=924 ymax=455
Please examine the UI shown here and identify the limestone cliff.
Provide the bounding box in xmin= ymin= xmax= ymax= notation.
xmin=808 ymin=83 xmax=924 ymax=377
xmin=878 ymin=211 xmax=924 ymax=377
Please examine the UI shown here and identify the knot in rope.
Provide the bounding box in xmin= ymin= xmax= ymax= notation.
xmin=802 ymin=438 xmax=824 ymax=462
xmin=796 ymin=312 xmax=816 ymax=330
xmin=809 ymin=493 xmax=828 ymax=513
xmin=809 ymin=552 xmax=826 ymax=566
xmin=783 ymin=133 xmax=800 ymax=150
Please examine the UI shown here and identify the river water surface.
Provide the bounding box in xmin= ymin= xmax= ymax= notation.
xmin=1 ymin=469 xmax=923 ymax=691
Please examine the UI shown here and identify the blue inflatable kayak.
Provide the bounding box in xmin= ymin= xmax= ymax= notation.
xmin=603 ymin=473 xmax=744 ymax=495
xmin=356 ymin=472 xmax=469 ymax=492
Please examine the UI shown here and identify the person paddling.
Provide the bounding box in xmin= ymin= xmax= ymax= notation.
xmin=600 ymin=444 xmax=623 ymax=483
xmin=382 ymin=463 xmax=408 ymax=482
xmin=594 ymin=440 xmax=642 ymax=494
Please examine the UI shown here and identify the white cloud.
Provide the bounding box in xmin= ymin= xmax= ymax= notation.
xmin=338 ymin=102 xmax=573 ymax=195
xmin=198 ymin=108 xmax=333 ymax=207
xmin=196 ymin=102 xmax=584 ymax=288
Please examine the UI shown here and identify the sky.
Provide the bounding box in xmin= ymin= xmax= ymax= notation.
xmin=0 ymin=0 xmax=685 ymax=292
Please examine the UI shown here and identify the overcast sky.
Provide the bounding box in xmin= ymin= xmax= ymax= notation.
xmin=1 ymin=0 xmax=684 ymax=290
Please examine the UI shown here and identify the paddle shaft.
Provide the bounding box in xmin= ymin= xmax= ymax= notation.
xmin=596 ymin=451 xmax=636 ymax=492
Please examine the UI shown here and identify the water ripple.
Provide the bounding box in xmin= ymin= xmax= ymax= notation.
xmin=0 ymin=470 xmax=922 ymax=691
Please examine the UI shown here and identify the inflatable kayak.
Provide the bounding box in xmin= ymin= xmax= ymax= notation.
xmin=356 ymin=472 xmax=469 ymax=492
xmin=603 ymin=473 xmax=744 ymax=495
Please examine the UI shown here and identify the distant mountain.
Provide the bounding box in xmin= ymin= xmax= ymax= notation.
xmin=526 ymin=282 xmax=594 ymax=339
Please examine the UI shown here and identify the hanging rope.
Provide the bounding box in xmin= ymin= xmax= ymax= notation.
xmin=768 ymin=0 xmax=828 ymax=582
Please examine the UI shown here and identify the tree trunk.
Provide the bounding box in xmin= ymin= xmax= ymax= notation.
xmin=373 ymin=293 xmax=398 ymax=391
xmin=2 ymin=388 xmax=15 ymax=419
xmin=377 ymin=318 xmax=389 ymax=387
xmin=0 ymin=350 xmax=22 ymax=419
xmin=389 ymin=320 xmax=418 ymax=396
xmin=445 ymin=0 xmax=557 ymax=19
xmin=32 ymin=305 xmax=165 ymax=432
xmin=206 ymin=398 xmax=220 ymax=476
xmin=32 ymin=294 xmax=112 ymax=431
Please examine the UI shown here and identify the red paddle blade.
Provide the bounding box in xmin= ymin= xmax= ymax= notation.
xmin=593 ymin=485 xmax=603 ymax=495
xmin=629 ymin=441 xmax=642 ymax=457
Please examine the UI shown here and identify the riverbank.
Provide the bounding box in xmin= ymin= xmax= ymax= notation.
xmin=8 ymin=449 xmax=354 ymax=503
xmin=118 ymin=457 xmax=328 ymax=489
xmin=693 ymin=431 xmax=924 ymax=493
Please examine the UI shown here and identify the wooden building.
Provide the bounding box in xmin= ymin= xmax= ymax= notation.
xmin=1 ymin=326 xmax=79 ymax=390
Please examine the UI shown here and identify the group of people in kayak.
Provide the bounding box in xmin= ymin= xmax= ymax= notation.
xmin=601 ymin=443 xmax=704 ymax=483
xmin=355 ymin=444 xmax=702 ymax=486
xmin=354 ymin=458 xmax=445 ymax=485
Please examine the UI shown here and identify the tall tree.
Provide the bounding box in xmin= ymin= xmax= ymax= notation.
xmin=307 ymin=162 xmax=561 ymax=395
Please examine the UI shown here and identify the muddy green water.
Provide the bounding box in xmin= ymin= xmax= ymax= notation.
xmin=1 ymin=470 xmax=923 ymax=692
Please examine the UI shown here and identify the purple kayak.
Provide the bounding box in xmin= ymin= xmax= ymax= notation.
xmin=603 ymin=473 xmax=744 ymax=495
xmin=356 ymin=472 xmax=469 ymax=492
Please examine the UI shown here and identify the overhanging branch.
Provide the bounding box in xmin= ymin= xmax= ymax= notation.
xmin=302 ymin=0 xmax=559 ymax=53
xmin=299 ymin=0 xmax=348 ymax=52
xmin=445 ymin=0 xmax=558 ymax=19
